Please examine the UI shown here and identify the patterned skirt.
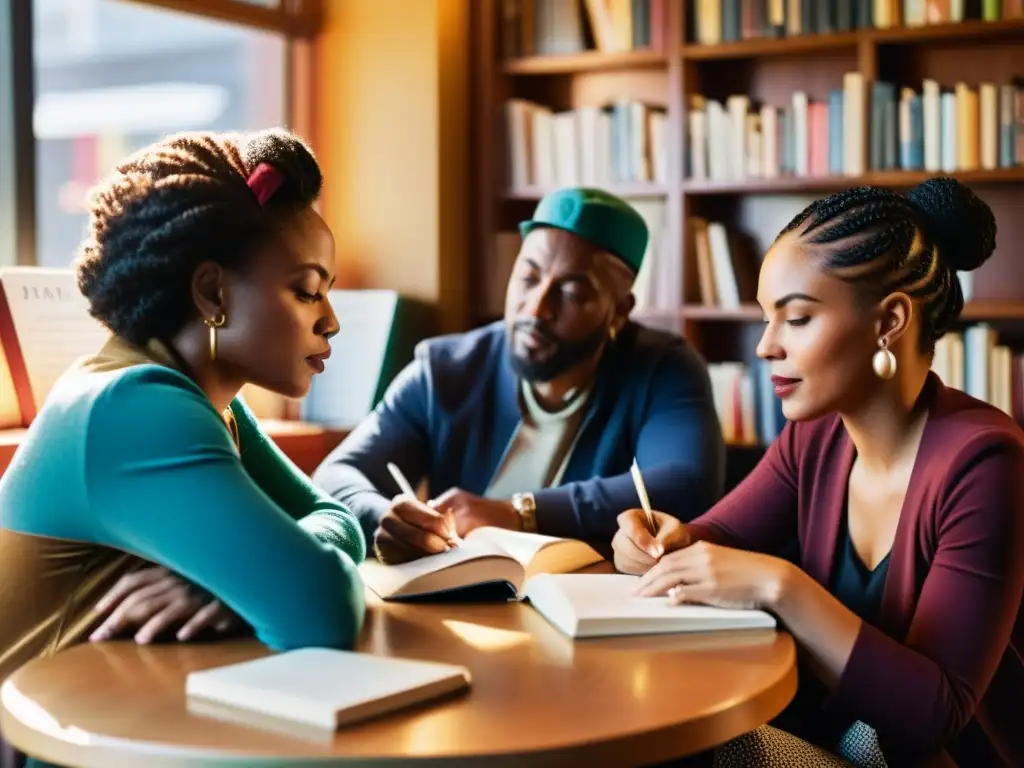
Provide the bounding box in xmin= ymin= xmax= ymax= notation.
xmin=712 ymin=721 xmax=887 ymax=768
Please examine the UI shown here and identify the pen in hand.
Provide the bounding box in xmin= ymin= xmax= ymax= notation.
xmin=630 ymin=458 xmax=660 ymax=542
xmin=386 ymin=462 xmax=462 ymax=548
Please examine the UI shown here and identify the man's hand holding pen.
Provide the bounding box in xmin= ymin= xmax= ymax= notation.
xmin=611 ymin=508 xmax=690 ymax=576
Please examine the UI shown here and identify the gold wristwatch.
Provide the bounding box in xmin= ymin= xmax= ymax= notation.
xmin=511 ymin=492 xmax=538 ymax=533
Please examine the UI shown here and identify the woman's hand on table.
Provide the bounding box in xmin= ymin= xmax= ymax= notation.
xmin=89 ymin=565 xmax=244 ymax=644
xmin=612 ymin=508 xmax=690 ymax=575
xmin=633 ymin=542 xmax=791 ymax=612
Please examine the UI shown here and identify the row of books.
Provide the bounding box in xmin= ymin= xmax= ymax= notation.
xmin=688 ymin=218 xmax=977 ymax=311
xmin=628 ymin=199 xmax=672 ymax=311
xmin=871 ymin=78 xmax=1024 ymax=172
xmin=502 ymin=0 xmax=1023 ymax=60
xmin=686 ymin=74 xmax=1024 ymax=182
xmin=505 ymin=98 xmax=668 ymax=189
xmin=687 ymin=72 xmax=867 ymax=181
xmin=707 ymin=361 xmax=785 ymax=447
xmin=689 ymin=217 xmax=752 ymax=309
xmin=690 ymin=0 xmax=1023 ymax=44
xmin=502 ymin=0 xmax=664 ymax=59
xmin=933 ymin=326 xmax=1020 ymax=417
xmin=709 ymin=322 xmax=1023 ymax=451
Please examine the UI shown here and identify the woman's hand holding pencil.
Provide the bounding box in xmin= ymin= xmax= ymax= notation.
xmin=611 ymin=460 xmax=690 ymax=576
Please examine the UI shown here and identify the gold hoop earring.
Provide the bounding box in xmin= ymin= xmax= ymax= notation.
xmin=205 ymin=312 xmax=226 ymax=361
xmin=608 ymin=325 xmax=618 ymax=342
xmin=872 ymin=337 xmax=897 ymax=380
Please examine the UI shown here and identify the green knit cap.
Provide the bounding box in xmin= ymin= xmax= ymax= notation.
xmin=518 ymin=187 xmax=648 ymax=274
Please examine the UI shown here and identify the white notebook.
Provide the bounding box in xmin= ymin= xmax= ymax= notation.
xmin=523 ymin=573 xmax=777 ymax=638
xmin=358 ymin=527 xmax=604 ymax=601
xmin=185 ymin=648 xmax=471 ymax=732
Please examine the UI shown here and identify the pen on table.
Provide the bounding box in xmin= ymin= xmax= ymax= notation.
xmin=630 ymin=458 xmax=659 ymax=540
xmin=386 ymin=462 xmax=461 ymax=547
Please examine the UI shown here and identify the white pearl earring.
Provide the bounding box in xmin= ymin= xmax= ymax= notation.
xmin=872 ymin=337 xmax=897 ymax=380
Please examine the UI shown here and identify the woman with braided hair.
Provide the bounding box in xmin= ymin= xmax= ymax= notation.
xmin=0 ymin=129 xmax=366 ymax=686
xmin=614 ymin=178 xmax=1024 ymax=766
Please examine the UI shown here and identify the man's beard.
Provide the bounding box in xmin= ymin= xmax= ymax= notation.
xmin=507 ymin=319 xmax=608 ymax=383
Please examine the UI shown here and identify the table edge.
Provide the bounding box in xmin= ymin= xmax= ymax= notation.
xmin=0 ymin=633 xmax=798 ymax=767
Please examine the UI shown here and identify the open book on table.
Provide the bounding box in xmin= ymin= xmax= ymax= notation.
xmin=358 ymin=527 xmax=604 ymax=601
xmin=523 ymin=573 xmax=777 ymax=638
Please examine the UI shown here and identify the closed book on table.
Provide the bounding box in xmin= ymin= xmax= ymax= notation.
xmin=185 ymin=648 xmax=471 ymax=732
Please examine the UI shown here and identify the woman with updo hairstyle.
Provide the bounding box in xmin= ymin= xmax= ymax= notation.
xmin=0 ymin=129 xmax=366 ymax=686
xmin=614 ymin=178 xmax=1024 ymax=766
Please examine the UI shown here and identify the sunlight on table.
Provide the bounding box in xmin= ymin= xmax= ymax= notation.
xmin=441 ymin=620 xmax=532 ymax=652
xmin=1 ymin=683 xmax=90 ymax=746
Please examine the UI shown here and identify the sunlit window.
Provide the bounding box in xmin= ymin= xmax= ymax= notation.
xmin=32 ymin=0 xmax=286 ymax=266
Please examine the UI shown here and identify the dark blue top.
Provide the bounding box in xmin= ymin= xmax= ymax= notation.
xmin=313 ymin=320 xmax=726 ymax=546
xmin=831 ymin=510 xmax=891 ymax=624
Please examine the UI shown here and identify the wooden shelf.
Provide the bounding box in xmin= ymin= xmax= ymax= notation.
xmin=643 ymin=302 xmax=1024 ymax=323
xmin=679 ymin=19 xmax=1024 ymax=62
xmin=677 ymin=305 xmax=763 ymax=320
xmin=631 ymin=305 xmax=763 ymax=324
xmin=683 ymin=167 xmax=1024 ymax=195
xmin=682 ymin=175 xmax=856 ymax=194
xmin=501 ymin=20 xmax=1024 ymax=72
xmin=505 ymin=183 xmax=668 ymax=200
xmin=960 ymin=301 xmax=1024 ymax=321
xmin=502 ymin=49 xmax=667 ymax=75
xmin=867 ymin=167 xmax=1024 ymax=187
xmin=682 ymin=31 xmax=861 ymax=61
xmin=871 ymin=17 xmax=1024 ymax=45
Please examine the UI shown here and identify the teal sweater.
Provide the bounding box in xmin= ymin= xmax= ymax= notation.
xmin=0 ymin=348 xmax=366 ymax=663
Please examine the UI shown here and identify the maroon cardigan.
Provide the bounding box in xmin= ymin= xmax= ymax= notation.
xmin=688 ymin=373 xmax=1024 ymax=765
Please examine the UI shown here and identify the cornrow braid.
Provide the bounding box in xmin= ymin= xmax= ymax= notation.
xmin=75 ymin=128 xmax=322 ymax=346
xmin=777 ymin=178 xmax=996 ymax=350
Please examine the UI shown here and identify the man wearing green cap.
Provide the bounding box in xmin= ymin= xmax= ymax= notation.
xmin=314 ymin=188 xmax=725 ymax=562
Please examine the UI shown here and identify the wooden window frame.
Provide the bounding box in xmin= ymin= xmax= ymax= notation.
xmin=7 ymin=0 xmax=323 ymax=271
xmin=1 ymin=0 xmax=37 ymax=267
xmin=2 ymin=0 xmax=326 ymax=426
xmin=123 ymin=0 xmax=323 ymax=38
xmin=122 ymin=1 xmax=324 ymax=142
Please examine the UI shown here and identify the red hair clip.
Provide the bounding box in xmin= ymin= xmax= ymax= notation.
xmin=246 ymin=162 xmax=285 ymax=207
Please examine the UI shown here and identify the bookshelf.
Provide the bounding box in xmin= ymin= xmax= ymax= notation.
xmin=469 ymin=0 xmax=1024 ymax=454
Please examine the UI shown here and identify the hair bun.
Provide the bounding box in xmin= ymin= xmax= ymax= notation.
xmin=906 ymin=177 xmax=996 ymax=272
xmin=241 ymin=129 xmax=322 ymax=208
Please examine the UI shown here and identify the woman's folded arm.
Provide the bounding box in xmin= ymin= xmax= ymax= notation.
xmin=85 ymin=366 xmax=366 ymax=651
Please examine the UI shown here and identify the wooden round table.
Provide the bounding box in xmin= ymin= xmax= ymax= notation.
xmin=1 ymin=587 xmax=797 ymax=767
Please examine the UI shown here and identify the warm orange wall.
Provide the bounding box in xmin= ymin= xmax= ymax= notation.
xmin=315 ymin=0 xmax=469 ymax=333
